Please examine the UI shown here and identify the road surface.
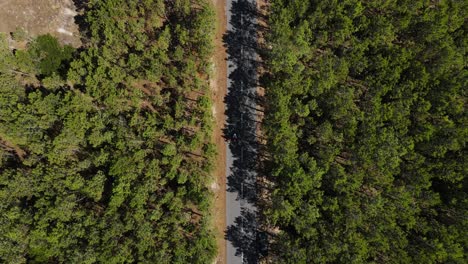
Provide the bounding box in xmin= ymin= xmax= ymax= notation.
xmin=225 ymin=0 xmax=258 ymax=263
xmin=225 ymin=1 xmax=241 ymax=262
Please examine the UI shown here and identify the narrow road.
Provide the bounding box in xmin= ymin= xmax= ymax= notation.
xmin=225 ymin=0 xmax=240 ymax=262
xmin=225 ymin=143 xmax=241 ymax=264
xmin=225 ymin=0 xmax=258 ymax=263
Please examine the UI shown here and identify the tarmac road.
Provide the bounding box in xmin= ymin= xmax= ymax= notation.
xmin=225 ymin=0 xmax=258 ymax=263
xmin=225 ymin=0 xmax=241 ymax=262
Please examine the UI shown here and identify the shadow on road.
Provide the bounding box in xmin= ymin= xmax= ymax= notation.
xmin=223 ymin=0 xmax=268 ymax=263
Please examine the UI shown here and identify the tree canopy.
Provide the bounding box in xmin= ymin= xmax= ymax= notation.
xmin=0 ymin=0 xmax=217 ymax=263
xmin=261 ymin=0 xmax=467 ymax=263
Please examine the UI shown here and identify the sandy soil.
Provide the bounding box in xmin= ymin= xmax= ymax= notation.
xmin=0 ymin=0 xmax=80 ymax=47
xmin=210 ymin=0 xmax=228 ymax=263
xmin=256 ymin=0 xmax=267 ymax=107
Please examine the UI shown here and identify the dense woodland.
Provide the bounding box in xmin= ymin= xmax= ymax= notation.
xmin=0 ymin=0 xmax=217 ymax=263
xmin=1 ymin=0 xmax=466 ymax=263
xmin=262 ymin=0 xmax=467 ymax=263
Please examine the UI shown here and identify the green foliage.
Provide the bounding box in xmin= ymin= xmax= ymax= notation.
xmin=263 ymin=0 xmax=467 ymax=263
xmin=11 ymin=28 xmax=29 ymax=42
xmin=29 ymin=34 xmax=74 ymax=76
xmin=0 ymin=0 xmax=217 ymax=263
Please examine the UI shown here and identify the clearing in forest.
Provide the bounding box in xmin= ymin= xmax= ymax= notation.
xmin=0 ymin=0 xmax=80 ymax=47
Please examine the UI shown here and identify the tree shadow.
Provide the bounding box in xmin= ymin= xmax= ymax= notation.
xmin=225 ymin=208 xmax=268 ymax=263
xmin=71 ymin=0 xmax=92 ymax=44
xmin=223 ymin=0 xmax=267 ymax=263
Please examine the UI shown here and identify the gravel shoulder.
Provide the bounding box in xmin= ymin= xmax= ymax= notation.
xmin=210 ymin=0 xmax=228 ymax=263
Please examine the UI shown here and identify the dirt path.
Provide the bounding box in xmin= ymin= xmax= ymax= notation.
xmin=210 ymin=0 xmax=228 ymax=263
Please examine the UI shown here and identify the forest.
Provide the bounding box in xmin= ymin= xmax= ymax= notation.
xmin=0 ymin=0 xmax=217 ymax=263
xmin=261 ymin=0 xmax=467 ymax=263
xmin=1 ymin=0 xmax=467 ymax=263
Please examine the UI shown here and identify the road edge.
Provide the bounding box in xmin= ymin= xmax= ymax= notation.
xmin=210 ymin=0 xmax=228 ymax=263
